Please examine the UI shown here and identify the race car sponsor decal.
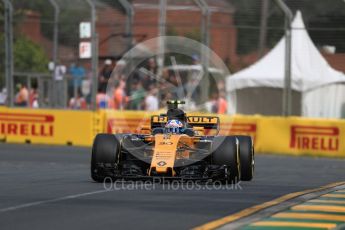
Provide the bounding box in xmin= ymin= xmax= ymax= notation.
xmin=159 ymin=141 xmax=173 ymax=145
xmin=157 ymin=161 xmax=167 ymax=167
xmin=152 ymin=116 xmax=167 ymax=123
xmin=187 ymin=116 xmax=218 ymax=124
xmin=151 ymin=115 xmax=219 ymax=125
xmin=154 ymin=151 xmax=173 ymax=160
xmin=290 ymin=125 xmax=339 ymax=151
xmin=0 ymin=113 xmax=54 ymax=137
xmin=151 ymin=135 xmax=181 ymax=174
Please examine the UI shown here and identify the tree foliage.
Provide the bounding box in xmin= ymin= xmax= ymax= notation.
xmin=13 ymin=36 xmax=49 ymax=73
xmin=0 ymin=35 xmax=49 ymax=74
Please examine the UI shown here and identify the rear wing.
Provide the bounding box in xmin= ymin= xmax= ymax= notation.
xmin=151 ymin=115 xmax=220 ymax=131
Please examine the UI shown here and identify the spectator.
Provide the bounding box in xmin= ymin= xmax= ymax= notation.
xmin=53 ymin=62 xmax=67 ymax=108
xmin=114 ymin=60 xmax=126 ymax=80
xmin=113 ymin=79 xmax=127 ymax=110
xmin=217 ymin=79 xmax=226 ymax=93
xmin=68 ymin=63 xmax=76 ymax=97
xmin=211 ymin=92 xmax=219 ymax=113
xmin=170 ymin=74 xmax=184 ymax=99
xmin=162 ymin=68 xmax=169 ymax=82
xmin=205 ymin=91 xmax=219 ymax=113
xmin=218 ymin=91 xmax=228 ymax=114
xmin=129 ymin=81 xmax=146 ymax=110
xmin=96 ymin=87 xmax=114 ymax=109
xmin=32 ymin=98 xmax=39 ymax=108
xmin=81 ymin=69 xmax=92 ymax=106
xmin=14 ymin=84 xmax=29 ymax=107
xmin=145 ymin=86 xmax=159 ymax=111
xmin=29 ymin=86 xmax=39 ymax=108
xmin=141 ymin=58 xmax=157 ymax=90
xmin=69 ymin=90 xmax=87 ymax=110
xmin=0 ymin=88 xmax=7 ymax=105
xmin=147 ymin=58 xmax=157 ymax=74
xmin=69 ymin=62 xmax=85 ymax=98
xmin=160 ymin=91 xmax=173 ymax=108
xmin=99 ymin=59 xmax=113 ymax=93
xmin=192 ymin=54 xmax=200 ymax=65
xmin=185 ymin=77 xmax=200 ymax=103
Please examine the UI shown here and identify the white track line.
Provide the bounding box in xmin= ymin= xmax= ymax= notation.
xmin=0 ymin=189 xmax=109 ymax=213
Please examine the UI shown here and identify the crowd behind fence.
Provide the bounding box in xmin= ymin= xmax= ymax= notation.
xmin=2 ymin=58 xmax=228 ymax=114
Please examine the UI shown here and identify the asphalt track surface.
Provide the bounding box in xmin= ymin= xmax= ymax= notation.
xmin=0 ymin=143 xmax=344 ymax=230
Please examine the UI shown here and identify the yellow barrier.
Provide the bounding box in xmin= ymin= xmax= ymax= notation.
xmin=104 ymin=110 xmax=154 ymax=134
xmin=218 ymin=114 xmax=260 ymax=145
xmin=259 ymin=116 xmax=345 ymax=158
xmin=0 ymin=107 xmax=95 ymax=146
xmin=104 ymin=111 xmax=345 ymax=158
xmin=1 ymin=107 xmax=344 ymax=158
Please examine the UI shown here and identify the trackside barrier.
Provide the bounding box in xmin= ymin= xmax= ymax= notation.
xmin=0 ymin=107 xmax=97 ymax=146
xmin=258 ymin=116 xmax=345 ymax=158
xmin=104 ymin=110 xmax=345 ymax=158
xmin=104 ymin=110 xmax=154 ymax=134
xmin=0 ymin=107 xmax=344 ymax=158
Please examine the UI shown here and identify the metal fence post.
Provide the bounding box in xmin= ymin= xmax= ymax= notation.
xmin=2 ymin=0 xmax=14 ymax=107
xmin=157 ymin=0 xmax=167 ymax=79
xmin=85 ymin=0 xmax=98 ymax=110
xmin=48 ymin=0 xmax=59 ymax=108
xmin=275 ymin=0 xmax=293 ymax=116
xmin=194 ymin=0 xmax=210 ymax=63
xmin=258 ymin=0 xmax=269 ymax=58
xmin=119 ymin=0 xmax=134 ymax=53
xmin=194 ymin=0 xmax=210 ymax=103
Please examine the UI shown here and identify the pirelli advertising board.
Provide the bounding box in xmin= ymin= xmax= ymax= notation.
xmin=218 ymin=114 xmax=259 ymax=145
xmin=259 ymin=117 xmax=345 ymax=158
xmin=105 ymin=110 xmax=152 ymax=134
xmin=1 ymin=107 xmax=344 ymax=158
xmin=105 ymin=111 xmax=345 ymax=158
xmin=0 ymin=107 xmax=95 ymax=146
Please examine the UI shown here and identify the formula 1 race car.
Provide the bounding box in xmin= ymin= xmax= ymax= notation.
xmin=91 ymin=100 xmax=254 ymax=183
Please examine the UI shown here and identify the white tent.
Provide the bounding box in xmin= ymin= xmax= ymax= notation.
xmin=227 ymin=11 xmax=345 ymax=118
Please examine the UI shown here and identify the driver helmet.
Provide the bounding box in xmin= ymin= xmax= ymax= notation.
xmin=165 ymin=119 xmax=184 ymax=134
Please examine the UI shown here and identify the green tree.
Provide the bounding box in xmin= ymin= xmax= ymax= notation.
xmin=0 ymin=35 xmax=49 ymax=74
xmin=0 ymin=35 xmax=49 ymax=88
xmin=13 ymin=36 xmax=49 ymax=73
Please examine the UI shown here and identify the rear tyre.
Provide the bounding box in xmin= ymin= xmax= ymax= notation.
xmin=91 ymin=134 xmax=121 ymax=182
xmin=212 ymin=136 xmax=240 ymax=183
xmin=236 ymin=136 xmax=254 ymax=181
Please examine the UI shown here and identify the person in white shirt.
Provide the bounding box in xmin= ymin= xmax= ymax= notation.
xmin=0 ymin=88 xmax=7 ymax=105
xmin=53 ymin=63 xmax=67 ymax=108
xmin=145 ymin=86 xmax=159 ymax=111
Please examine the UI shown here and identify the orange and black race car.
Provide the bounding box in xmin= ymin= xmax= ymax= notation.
xmin=91 ymin=101 xmax=254 ymax=183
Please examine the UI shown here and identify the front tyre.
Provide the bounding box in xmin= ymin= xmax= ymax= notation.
xmin=236 ymin=136 xmax=254 ymax=181
xmin=91 ymin=134 xmax=121 ymax=182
